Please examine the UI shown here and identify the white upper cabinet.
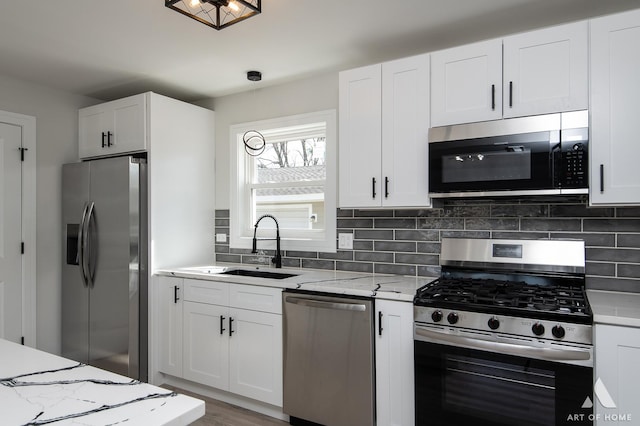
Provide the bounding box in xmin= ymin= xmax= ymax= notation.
xmin=431 ymin=21 xmax=588 ymax=126
xmin=431 ymin=39 xmax=503 ymax=126
xmin=79 ymin=93 xmax=147 ymax=159
xmin=339 ymin=64 xmax=382 ymax=208
xmin=339 ymin=54 xmax=431 ymax=208
xmin=503 ymin=21 xmax=588 ymax=118
xmin=590 ymin=9 xmax=640 ymax=206
xmin=381 ymin=55 xmax=431 ymax=208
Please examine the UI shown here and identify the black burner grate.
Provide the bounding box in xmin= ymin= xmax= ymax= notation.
xmin=415 ymin=275 xmax=592 ymax=323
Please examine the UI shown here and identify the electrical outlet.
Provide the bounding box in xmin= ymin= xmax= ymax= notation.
xmin=338 ymin=233 xmax=353 ymax=250
xmin=216 ymin=233 xmax=227 ymax=243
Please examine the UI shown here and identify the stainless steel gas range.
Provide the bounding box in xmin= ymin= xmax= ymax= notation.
xmin=414 ymin=238 xmax=594 ymax=426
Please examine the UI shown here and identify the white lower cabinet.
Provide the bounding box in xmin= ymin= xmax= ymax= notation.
xmin=183 ymin=301 xmax=229 ymax=389
xmin=228 ymin=308 xmax=282 ymax=405
xmin=375 ymin=299 xmax=415 ymax=426
xmin=158 ymin=276 xmax=183 ymax=378
xmin=594 ymin=324 xmax=640 ymax=425
xmin=157 ymin=276 xmax=283 ymax=407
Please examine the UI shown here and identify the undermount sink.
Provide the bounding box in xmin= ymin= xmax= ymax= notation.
xmin=220 ymin=269 xmax=298 ymax=280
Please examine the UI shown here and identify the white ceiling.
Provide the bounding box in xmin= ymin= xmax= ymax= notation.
xmin=1 ymin=0 xmax=639 ymax=102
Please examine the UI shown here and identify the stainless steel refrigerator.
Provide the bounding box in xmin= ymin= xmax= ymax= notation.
xmin=61 ymin=155 xmax=147 ymax=381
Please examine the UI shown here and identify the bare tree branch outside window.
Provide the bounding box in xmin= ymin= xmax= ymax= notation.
xmin=257 ymin=137 xmax=326 ymax=168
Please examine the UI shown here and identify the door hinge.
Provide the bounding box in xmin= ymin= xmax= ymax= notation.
xmin=21 ymin=242 xmax=25 ymax=254
xmin=19 ymin=147 xmax=28 ymax=162
xmin=21 ymin=336 xmax=25 ymax=345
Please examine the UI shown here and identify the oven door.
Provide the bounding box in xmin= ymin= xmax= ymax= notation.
xmin=428 ymin=130 xmax=559 ymax=196
xmin=415 ymin=325 xmax=593 ymax=426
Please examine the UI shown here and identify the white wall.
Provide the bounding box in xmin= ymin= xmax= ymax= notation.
xmin=198 ymin=72 xmax=339 ymax=209
xmin=0 ymin=73 xmax=98 ymax=354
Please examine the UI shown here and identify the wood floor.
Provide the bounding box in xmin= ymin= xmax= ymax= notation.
xmin=167 ymin=386 xmax=290 ymax=426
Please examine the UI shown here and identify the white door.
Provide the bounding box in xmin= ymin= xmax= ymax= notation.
xmin=338 ymin=64 xmax=382 ymax=208
xmin=381 ymin=54 xmax=431 ymax=208
xmin=595 ymin=324 xmax=640 ymax=425
xmin=228 ymin=308 xmax=283 ymax=406
xmin=0 ymin=122 xmax=23 ymax=343
xmin=183 ymin=301 xmax=229 ymax=389
xmin=503 ymin=21 xmax=588 ymax=118
xmin=431 ymin=39 xmax=503 ymax=126
xmin=375 ymin=300 xmax=415 ymax=426
xmin=157 ymin=276 xmax=183 ymax=378
xmin=590 ymin=9 xmax=640 ymax=206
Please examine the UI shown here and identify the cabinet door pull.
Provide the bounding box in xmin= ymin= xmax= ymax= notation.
xmin=491 ymin=84 xmax=495 ymax=110
xmin=229 ymin=317 xmax=234 ymax=336
xmin=509 ymin=81 xmax=513 ymax=108
xmin=173 ymin=285 xmax=179 ymax=304
xmin=220 ymin=315 xmax=226 ymax=335
xmin=107 ymin=131 xmax=113 ymax=147
xmin=600 ymin=164 xmax=604 ymax=193
xmin=101 ymin=132 xmax=107 ymax=148
xmin=378 ymin=311 xmax=383 ymax=336
xmin=384 ymin=177 xmax=389 ymax=198
xmin=372 ymin=177 xmax=377 ymax=199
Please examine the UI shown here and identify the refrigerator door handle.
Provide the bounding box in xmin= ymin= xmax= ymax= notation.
xmin=78 ymin=203 xmax=90 ymax=288
xmin=82 ymin=201 xmax=96 ymax=288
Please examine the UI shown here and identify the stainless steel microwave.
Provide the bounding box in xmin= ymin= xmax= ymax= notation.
xmin=428 ymin=110 xmax=589 ymax=198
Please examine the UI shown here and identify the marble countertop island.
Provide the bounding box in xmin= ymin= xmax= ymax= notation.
xmin=0 ymin=339 xmax=204 ymax=426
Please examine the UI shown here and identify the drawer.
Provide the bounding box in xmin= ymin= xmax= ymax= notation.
xmin=229 ymin=284 xmax=283 ymax=314
xmin=183 ymin=279 xmax=229 ymax=305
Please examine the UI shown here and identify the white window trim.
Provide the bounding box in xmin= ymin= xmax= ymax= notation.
xmin=230 ymin=110 xmax=337 ymax=253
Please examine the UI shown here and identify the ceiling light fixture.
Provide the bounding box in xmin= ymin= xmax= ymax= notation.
xmin=165 ymin=0 xmax=261 ymax=31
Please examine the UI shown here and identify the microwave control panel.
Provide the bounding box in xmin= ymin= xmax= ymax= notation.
xmin=561 ymin=142 xmax=587 ymax=187
xmin=556 ymin=127 xmax=588 ymax=189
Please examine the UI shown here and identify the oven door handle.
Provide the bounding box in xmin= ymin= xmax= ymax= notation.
xmin=415 ymin=327 xmax=591 ymax=362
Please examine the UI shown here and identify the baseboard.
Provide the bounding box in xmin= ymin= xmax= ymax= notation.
xmin=159 ymin=374 xmax=289 ymax=422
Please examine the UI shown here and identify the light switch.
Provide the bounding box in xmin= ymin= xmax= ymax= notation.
xmin=216 ymin=233 xmax=227 ymax=243
xmin=338 ymin=233 xmax=353 ymax=250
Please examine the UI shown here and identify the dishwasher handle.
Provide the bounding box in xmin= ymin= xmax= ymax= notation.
xmin=284 ymin=295 xmax=367 ymax=312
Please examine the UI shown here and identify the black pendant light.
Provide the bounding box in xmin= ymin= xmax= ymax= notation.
xmin=165 ymin=0 xmax=261 ymax=31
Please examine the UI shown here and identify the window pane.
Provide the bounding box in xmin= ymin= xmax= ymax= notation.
xmin=254 ymin=189 xmax=325 ymax=231
xmin=251 ymin=136 xmax=326 ymax=231
xmin=255 ymin=138 xmax=326 ymax=184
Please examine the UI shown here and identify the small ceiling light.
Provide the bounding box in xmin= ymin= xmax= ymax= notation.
xmin=247 ymin=71 xmax=262 ymax=82
xmin=166 ymin=0 xmax=261 ymax=31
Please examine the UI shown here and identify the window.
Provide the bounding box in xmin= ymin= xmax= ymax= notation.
xmin=230 ymin=110 xmax=336 ymax=253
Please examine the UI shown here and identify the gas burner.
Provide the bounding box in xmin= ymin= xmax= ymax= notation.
xmin=415 ymin=272 xmax=592 ymax=324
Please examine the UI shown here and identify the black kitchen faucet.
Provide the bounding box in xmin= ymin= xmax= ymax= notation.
xmin=252 ymin=214 xmax=282 ymax=268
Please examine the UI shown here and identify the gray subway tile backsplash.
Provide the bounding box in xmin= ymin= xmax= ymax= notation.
xmin=355 ymin=251 xmax=394 ymax=263
xmin=214 ymin=197 xmax=640 ymax=291
xmin=618 ymin=264 xmax=640 ymax=279
xmin=583 ymin=219 xmax=640 ymax=233
xmin=618 ymin=234 xmax=640 ymax=248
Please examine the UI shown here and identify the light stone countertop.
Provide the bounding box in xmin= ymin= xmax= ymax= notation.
xmin=0 ymin=339 xmax=204 ymax=426
xmin=587 ymin=289 xmax=640 ymax=328
xmin=156 ymin=263 xmax=435 ymax=302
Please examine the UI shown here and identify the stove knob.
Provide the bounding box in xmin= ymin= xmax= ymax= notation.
xmin=552 ymin=325 xmax=566 ymax=339
xmin=532 ymin=322 xmax=545 ymax=336
xmin=447 ymin=312 xmax=459 ymax=325
xmin=431 ymin=310 xmax=443 ymax=322
xmin=488 ymin=317 xmax=500 ymax=330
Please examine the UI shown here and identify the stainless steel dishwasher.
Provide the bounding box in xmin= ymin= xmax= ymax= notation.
xmin=283 ymin=291 xmax=375 ymax=426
